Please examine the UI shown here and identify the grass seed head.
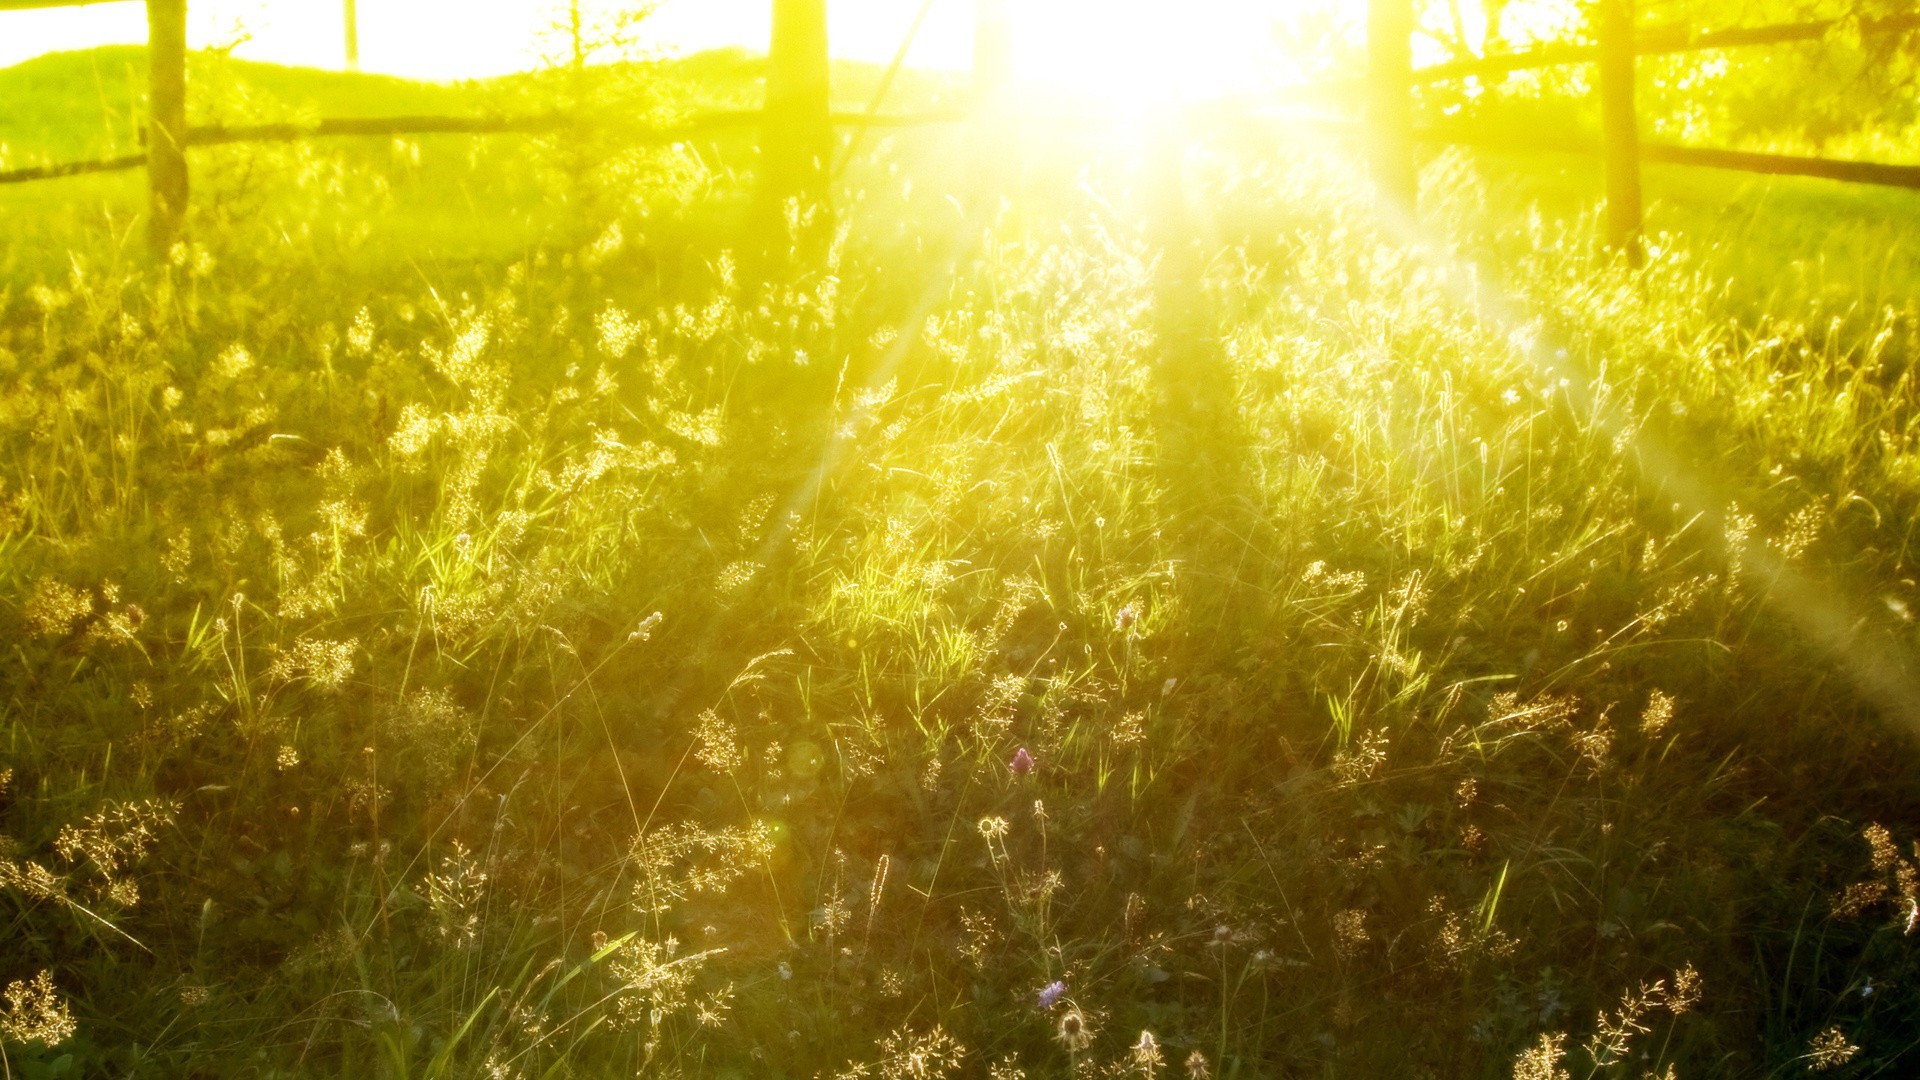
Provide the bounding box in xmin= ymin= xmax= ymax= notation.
xmin=1054 ymin=1004 xmax=1094 ymax=1052
xmin=0 ymin=970 xmax=75 ymax=1048
xmin=1806 ymin=1026 xmax=1859 ymax=1071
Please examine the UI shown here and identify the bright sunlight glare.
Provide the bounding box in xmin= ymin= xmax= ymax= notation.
xmin=1004 ymin=0 xmax=1319 ymax=107
xmin=0 ymin=0 xmax=1383 ymax=95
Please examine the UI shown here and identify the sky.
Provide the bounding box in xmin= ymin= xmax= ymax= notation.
xmin=0 ymin=0 xmax=1340 ymax=96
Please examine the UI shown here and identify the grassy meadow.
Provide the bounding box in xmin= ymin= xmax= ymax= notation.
xmin=6 ymin=40 xmax=1920 ymax=1080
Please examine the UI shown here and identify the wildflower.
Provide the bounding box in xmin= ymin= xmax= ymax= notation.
xmin=265 ymin=638 xmax=356 ymax=690
xmin=876 ymin=1023 xmax=966 ymax=1078
xmin=1184 ymin=1050 xmax=1210 ymax=1079
xmin=1332 ymin=909 xmax=1371 ymax=956
xmin=628 ymin=611 xmax=664 ymax=643
xmin=213 ymin=343 xmax=253 ymax=379
xmin=347 ymin=307 xmax=375 ymax=355
xmin=0 ymin=970 xmax=75 ymax=1047
xmin=23 ymin=577 xmax=93 ymax=638
xmin=1010 ymin=747 xmax=1035 ymax=776
xmin=990 ymin=1057 xmax=1028 ymax=1080
xmin=427 ymin=840 xmax=488 ymax=949
xmin=1036 ymin=980 xmax=1066 ymax=1009
xmin=1806 ymin=1026 xmax=1858 ymax=1070
xmin=692 ymin=709 xmax=743 ymax=774
xmin=1512 ymin=1032 xmax=1568 ymax=1080
xmin=1054 ymin=1004 xmax=1093 ymax=1052
xmin=1641 ymin=690 xmax=1675 ymax=737
xmin=1130 ymin=1030 xmax=1163 ymax=1073
xmin=54 ymin=798 xmax=176 ymax=877
xmin=978 ymin=816 xmax=1011 ymax=842
xmin=1668 ymin=963 xmax=1702 ymax=1014
xmin=1115 ymin=601 xmax=1141 ymax=631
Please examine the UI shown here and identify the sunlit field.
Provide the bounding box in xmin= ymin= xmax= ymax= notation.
xmin=7 ymin=2 xmax=1920 ymax=1077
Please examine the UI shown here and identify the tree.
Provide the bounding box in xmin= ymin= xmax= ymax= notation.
xmin=754 ymin=0 xmax=832 ymax=261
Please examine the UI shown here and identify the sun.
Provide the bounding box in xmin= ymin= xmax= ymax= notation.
xmin=1001 ymin=0 xmax=1366 ymax=109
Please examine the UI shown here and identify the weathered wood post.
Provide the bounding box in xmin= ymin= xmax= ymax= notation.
xmin=973 ymin=0 xmax=1011 ymax=107
xmin=147 ymin=0 xmax=188 ymax=260
xmin=1367 ymin=0 xmax=1417 ymax=213
xmin=1596 ymin=0 xmax=1643 ymax=262
xmin=344 ymin=0 xmax=360 ymax=71
xmin=968 ymin=0 xmax=1015 ymax=195
xmin=758 ymin=0 xmax=832 ymax=244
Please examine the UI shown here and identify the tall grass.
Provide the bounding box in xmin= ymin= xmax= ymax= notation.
xmin=3 ymin=58 xmax=1920 ymax=1078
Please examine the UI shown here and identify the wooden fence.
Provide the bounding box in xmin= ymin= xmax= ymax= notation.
xmin=4 ymin=0 xmax=1919 ymax=263
xmin=0 ymin=0 xmax=964 ymax=260
xmin=1368 ymin=0 xmax=1920 ymax=259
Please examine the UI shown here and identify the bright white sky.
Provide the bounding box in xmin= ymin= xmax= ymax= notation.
xmin=0 ymin=1 xmax=1360 ymax=94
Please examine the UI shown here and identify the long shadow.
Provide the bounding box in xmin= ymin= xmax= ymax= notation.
xmin=1141 ymin=117 xmax=1265 ymax=636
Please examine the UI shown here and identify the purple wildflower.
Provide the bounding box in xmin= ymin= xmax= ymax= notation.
xmin=1036 ymin=980 xmax=1067 ymax=1009
xmin=1010 ymin=747 xmax=1035 ymax=776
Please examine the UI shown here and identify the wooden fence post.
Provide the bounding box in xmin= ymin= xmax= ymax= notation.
xmin=1367 ymin=0 xmax=1417 ymax=212
xmin=147 ymin=0 xmax=188 ymax=261
xmin=760 ymin=0 xmax=832 ymax=228
xmin=344 ymin=0 xmax=359 ymax=72
xmin=974 ymin=0 xmax=1011 ymax=107
xmin=1596 ymin=0 xmax=1643 ymax=261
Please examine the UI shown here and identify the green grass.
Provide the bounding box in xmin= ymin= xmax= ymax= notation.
xmin=3 ymin=46 xmax=1920 ymax=1079
xmin=0 ymin=46 xmax=505 ymax=162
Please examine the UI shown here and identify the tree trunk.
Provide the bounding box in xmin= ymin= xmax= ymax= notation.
xmin=1597 ymin=0 xmax=1643 ymax=262
xmin=759 ymin=0 xmax=832 ymax=240
xmin=147 ymin=0 xmax=189 ymax=260
xmin=344 ymin=0 xmax=359 ymax=72
xmin=974 ymin=0 xmax=1011 ymax=106
xmin=1367 ymin=0 xmax=1417 ymax=213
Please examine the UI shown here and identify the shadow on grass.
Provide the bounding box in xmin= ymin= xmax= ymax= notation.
xmin=1141 ymin=122 xmax=1263 ymax=638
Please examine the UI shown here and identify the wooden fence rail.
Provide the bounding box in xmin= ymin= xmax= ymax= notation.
xmin=0 ymin=0 xmax=962 ymax=258
xmin=1411 ymin=10 xmax=1920 ymax=85
xmin=0 ymin=0 xmax=134 ymax=9
xmin=0 ymin=154 xmax=148 ymax=184
xmin=0 ymin=110 xmax=966 ymax=186
xmin=6 ymin=0 xmax=1919 ymax=261
xmin=1417 ymin=129 xmax=1920 ymax=191
xmin=1371 ymin=0 xmax=1920 ymax=257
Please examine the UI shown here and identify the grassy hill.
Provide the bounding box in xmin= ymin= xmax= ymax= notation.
xmin=0 ymin=44 xmax=962 ymax=164
xmin=5 ymin=41 xmax=1920 ymax=1080
xmin=0 ymin=45 xmax=965 ymax=281
xmin=0 ymin=46 xmax=494 ymax=163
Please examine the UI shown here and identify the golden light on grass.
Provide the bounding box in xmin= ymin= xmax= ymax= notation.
xmin=8 ymin=1 xmax=1920 ymax=1076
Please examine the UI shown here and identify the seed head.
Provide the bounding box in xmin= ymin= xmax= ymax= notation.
xmin=0 ymin=970 xmax=75 ymax=1047
xmin=1807 ymin=1026 xmax=1858 ymax=1071
xmin=1130 ymin=1030 xmax=1162 ymax=1073
xmin=1054 ymin=1004 xmax=1093 ymax=1052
